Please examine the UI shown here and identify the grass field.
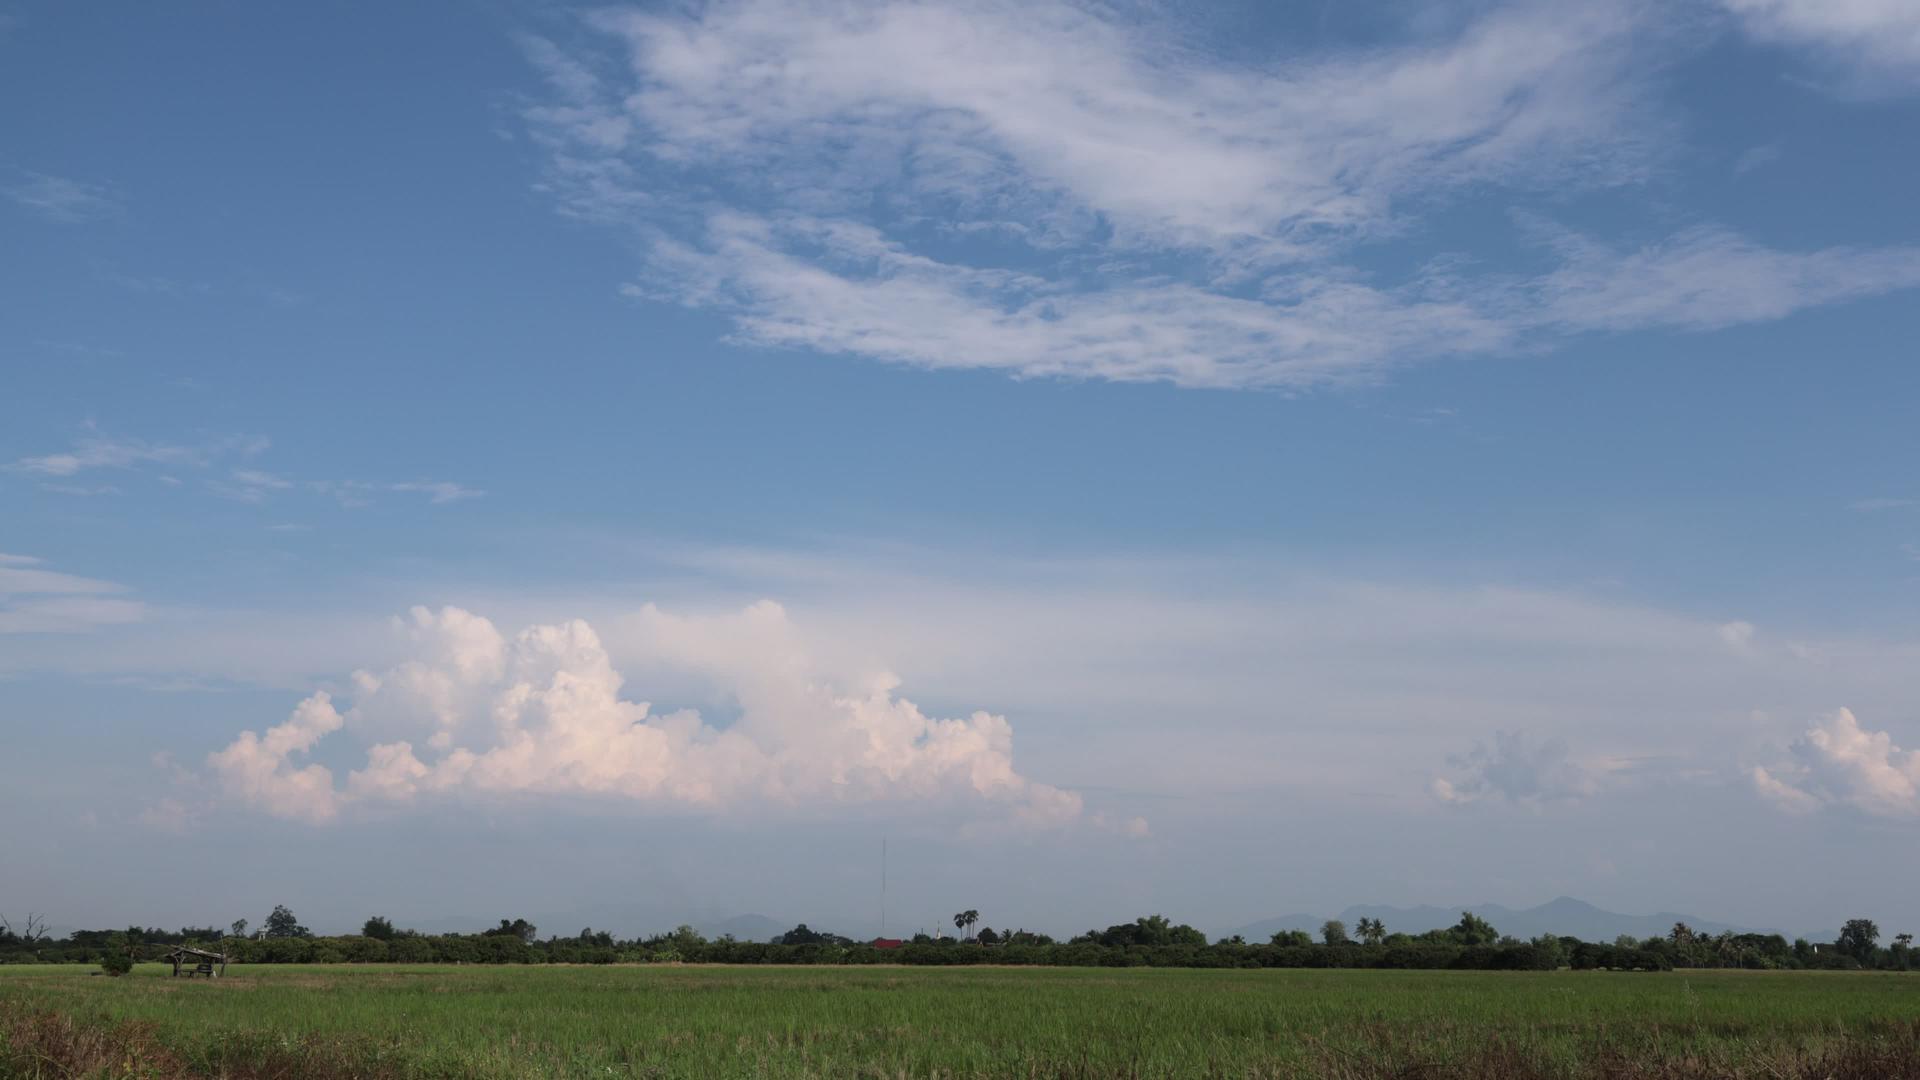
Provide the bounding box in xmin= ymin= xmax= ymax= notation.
xmin=3 ymin=963 xmax=1919 ymax=1078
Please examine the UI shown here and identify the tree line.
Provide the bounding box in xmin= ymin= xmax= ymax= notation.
xmin=2 ymin=908 xmax=1911 ymax=973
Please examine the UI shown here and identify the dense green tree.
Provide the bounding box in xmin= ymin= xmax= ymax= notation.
xmin=1270 ymin=929 xmax=1313 ymax=947
xmin=230 ymin=919 xmax=248 ymax=939
xmin=484 ymin=918 xmax=538 ymax=943
xmin=362 ymin=916 xmax=396 ymax=941
xmin=1450 ymin=912 xmax=1498 ymax=946
xmin=99 ymin=932 xmax=133 ymax=976
xmin=263 ymin=905 xmax=310 ymax=939
xmin=779 ymin=923 xmax=828 ymax=946
xmin=1320 ymin=920 xmax=1350 ymax=946
xmin=1838 ymin=918 xmax=1880 ymax=962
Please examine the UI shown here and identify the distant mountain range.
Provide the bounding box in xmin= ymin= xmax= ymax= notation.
xmin=47 ymin=897 xmax=1796 ymax=944
xmin=1229 ymin=896 xmax=1777 ymax=943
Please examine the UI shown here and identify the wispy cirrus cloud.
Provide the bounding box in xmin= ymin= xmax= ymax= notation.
xmin=3 ymin=170 xmax=121 ymax=223
xmin=1524 ymin=223 xmax=1920 ymax=333
xmin=1719 ymin=0 xmax=1920 ymax=95
xmin=5 ymin=432 xmax=260 ymax=478
xmin=518 ymin=0 xmax=1920 ymax=391
xmin=311 ymin=479 xmax=487 ymax=507
xmin=387 ymin=480 xmax=486 ymax=504
xmin=6 ymin=428 xmax=481 ymax=507
xmin=0 ymin=553 xmax=144 ymax=634
xmin=554 ymin=0 xmax=1656 ymax=256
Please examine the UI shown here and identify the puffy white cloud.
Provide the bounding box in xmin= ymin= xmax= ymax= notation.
xmin=206 ymin=692 xmax=347 ymax=823
xmin=1433 ymin=731 xmax=1600 ymax=805
xmin=202 ymin=604 xmax=1084 ymax=827
xmin=1753 ymin=708 xmax=1920 ymax=817
xmin=1720 ymin=0 xmax=1920 ymax=94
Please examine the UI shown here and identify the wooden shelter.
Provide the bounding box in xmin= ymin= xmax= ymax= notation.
xmin=163 ymin=946 xmax=228 ymax=978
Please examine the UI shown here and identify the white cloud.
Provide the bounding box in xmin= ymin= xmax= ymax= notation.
xmin=312 ymin=479 xmax=486 ymax=507
xmin=5 ymin=431 xmax=267 ymax=478
xmin=1753 ymin=708 xmax=1920 ymax=816
xmin=521 ymin=1 xmax=1920 ymax=390
xmin=635 ymin=212 xmax=1512 ymax=388
xmin=1525 ymin=224 xmax=1920 ymax=333
xmin=1718 ymin=620 xmax=1756 ymax=650
xmin=0 ymin=554 xmax=144 ymax=634
xmin=1432 ymin=730 xmax=1601 ymax=805
xmin=209 ymin=469 xmax=295 ymax=503
xmin=207 ymin=692 xmax=348 ymax=823
xmin=570 ymin=0 xmax=1652 ymax=255
xmin=1720 ymin=0 xmax=1920 ymax=94
xmin=1850 ymin=497 xmax=1914 ymax=512
xmin=3 ymin=171 xmax=121 ymax=223
xmin=386 ymin=480 xmax=485 ymax=504
xmin=199 ymin=604 xmax=1084 ymax=827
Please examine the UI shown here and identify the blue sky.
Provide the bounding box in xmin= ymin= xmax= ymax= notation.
xmin=4 ymin=0 xmax=1920 ymax=940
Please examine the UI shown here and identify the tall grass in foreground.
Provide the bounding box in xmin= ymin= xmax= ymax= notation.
xmin=3 ymin=964 xmax=1918 ymax=1078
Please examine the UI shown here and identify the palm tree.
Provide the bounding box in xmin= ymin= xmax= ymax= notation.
xmin=1357 ymin=918 xmax=1386 ymax=946
xmin=953 ymin=910 xmax=979 ymax=939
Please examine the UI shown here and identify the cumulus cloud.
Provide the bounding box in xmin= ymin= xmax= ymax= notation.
xmin=1719 ymin=0 xmax=1920 ymax=95
xmin=199 ymin=604 xmax=1085 ymax=828
xmin=1753 ymin=708 xmax=1920 ymax=817
xmin=0 ymin=553 xmax=144 ymax=634
xmin=1433 ymin=730 xmax=1600 ymax=805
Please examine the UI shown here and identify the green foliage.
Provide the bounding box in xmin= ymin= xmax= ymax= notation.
xmin=263 ymin=905 xmax=310 ymax=939
xmin=1073 ymin=914 xmax=1207 ymax=949
xmin=484 ymin=918 xmax=537 ymax=943
xmin=97 ymin=935 xmax=132 ymax=977
xmin=1449 ymin=911 xmax=1499 ymax=946
xmin=361 ymin=915 xmax=396 ymax=941
xmin=1320 ymin=920 xmax=1349 ymax=946
xmin=1838 ymin=918 xmax=1880 ymax=962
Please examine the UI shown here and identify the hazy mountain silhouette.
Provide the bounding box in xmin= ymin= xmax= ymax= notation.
xmin=1230 ymin=896 xmax=1776 ymax=942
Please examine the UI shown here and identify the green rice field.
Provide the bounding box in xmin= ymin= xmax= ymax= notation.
xmin=3 ymin=963 xmax=1918 ymax=1078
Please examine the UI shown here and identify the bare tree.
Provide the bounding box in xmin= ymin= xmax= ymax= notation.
xmin=1 ymin=913 xmax=50 ymax=943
